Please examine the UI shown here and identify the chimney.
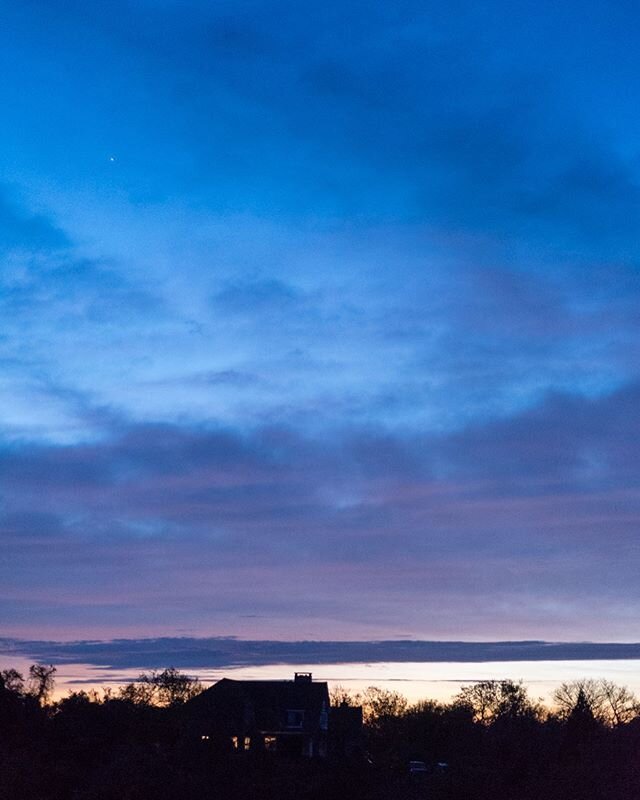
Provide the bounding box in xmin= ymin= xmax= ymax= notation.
xmin=294 ymin=672 xmax=312 ymax=683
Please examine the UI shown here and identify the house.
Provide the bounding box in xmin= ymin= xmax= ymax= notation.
xmin=184 ymin=672 xmax=330 ymax=758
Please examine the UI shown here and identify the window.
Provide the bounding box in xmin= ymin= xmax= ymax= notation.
xmin=264 ymin=735 xmax=277 ymax=752
xmin=243 ymin=736 xmax=251 ymax=751
xmin=231 ymin=736 xmax=239 ymax=750
xmin=286 ymin=709 xmax=305 ymax=729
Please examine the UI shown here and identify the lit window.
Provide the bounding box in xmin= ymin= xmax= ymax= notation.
xmin=264 ymin=735 xmax=277 ymax=752
xmin=243 ymin=736 xmax=251 ymax=751
xmin=231 ymin=736 xmax=239 ymax=749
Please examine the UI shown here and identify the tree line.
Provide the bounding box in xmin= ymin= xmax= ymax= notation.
xmin=1 ymin=665 xmax=640 ymax=799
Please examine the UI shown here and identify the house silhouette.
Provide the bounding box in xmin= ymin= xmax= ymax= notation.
xmin=184 ymin=672 xmax=330 ymax=758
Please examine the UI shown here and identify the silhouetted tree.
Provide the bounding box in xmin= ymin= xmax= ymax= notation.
xmin=598 ymin=679 xmax=639 ymax=725
xmin=452 ymin=679 xmax=541 ymax=724
xmin=27 ymin=664 xmax=56 ymax=705
xmin=362 ymin=686 xmax=407 ymax=723
xmin=0 ymin=668 xmax=25 ymax=694
xmin=554 ymin=678 xmax=639 ymax=726
xmin=119 ymin=667 xmax=202 ymax=706
xmin=151 ymin=667 xmax=203 ymax=706
xmin=329 ymin=684 xmax=362 ymax=707
xmin=118 ymin=678 xmax=156 ymax=706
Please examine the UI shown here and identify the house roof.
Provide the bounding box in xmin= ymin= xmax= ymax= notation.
xmin=185 ymin=675 xmax=329 ymax=734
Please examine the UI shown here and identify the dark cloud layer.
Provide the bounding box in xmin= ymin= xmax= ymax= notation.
xmin=3 ymin=637 xmax=640 ymax=671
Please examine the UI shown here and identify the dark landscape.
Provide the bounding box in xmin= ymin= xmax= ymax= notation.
xmin=2 ymin=664 xmax=640 ymax=799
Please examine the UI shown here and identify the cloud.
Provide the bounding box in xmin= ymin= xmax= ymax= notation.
xmin=179 ymin=369 xmax=261 ymax=388
xmin=1 ymin=381 xmax=639 ymax=639
xmin=2 ymin=636 xmax=640 ymax=671
xmin=2 ymin=0 xmax=640 ymax=643
xmin=9 ymin=0 xmax=639 ymax=248
xmin=0 ymin=189 xmax=169 ymax=442
xmin=213 ymin=278 xmax=302 ymax=314
xmin=0 ymin=189 xmax=69 ymax=252
xmin=3 ymin=5 xmax=640 ymax=440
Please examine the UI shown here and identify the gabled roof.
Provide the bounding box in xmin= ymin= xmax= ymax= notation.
xmin=185 ymin=676 xmax=329 ymax=733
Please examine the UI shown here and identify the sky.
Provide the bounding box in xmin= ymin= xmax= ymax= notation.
xmin=1 ymin=0 xmax=640 ymax=650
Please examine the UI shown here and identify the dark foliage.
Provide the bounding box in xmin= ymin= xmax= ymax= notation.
xmin=1 ymin=670 xmax=639 ymax=800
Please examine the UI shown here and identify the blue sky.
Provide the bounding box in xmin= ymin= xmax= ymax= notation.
xmin=1 ymin=0 xmax=639 ymax=643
